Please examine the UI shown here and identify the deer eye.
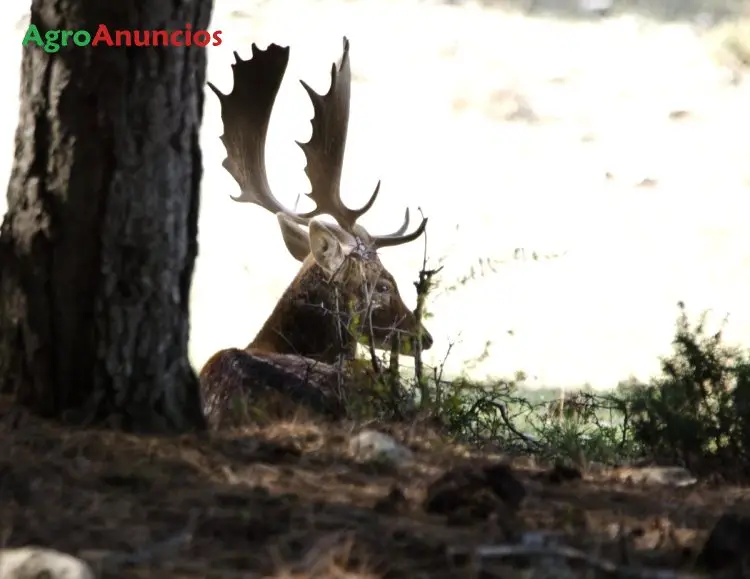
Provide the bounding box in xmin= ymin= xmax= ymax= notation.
xmin=376 ymin=282 xmax=390 ymax=293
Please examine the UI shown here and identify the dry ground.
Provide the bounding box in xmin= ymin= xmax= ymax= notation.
xmin=1 ymin=397 xmax=748 ymax=578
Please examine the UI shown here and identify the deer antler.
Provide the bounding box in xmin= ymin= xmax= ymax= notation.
xmin=297 ymin=38 xmax=427 ymax=248
xmin=295 ymin=37 xmax=377 ymax=234
xmin=207 ymin=43 xmax=308 ymax=225
xmin=209 ymin=37 xmax=427 ymax=250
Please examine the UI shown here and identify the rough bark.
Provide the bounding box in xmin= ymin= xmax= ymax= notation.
xmin=0 ymin=0 xmax=213 ymax=432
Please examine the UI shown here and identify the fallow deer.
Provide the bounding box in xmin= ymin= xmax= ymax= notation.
xmin=200 ymin=37 xmax=433 ymax=427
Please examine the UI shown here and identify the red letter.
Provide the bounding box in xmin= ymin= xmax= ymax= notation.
xmin=184 ymin=23 xmax=192 ymax=46
xmin=193 ymin=30 xmax=210 ymax=47
xmin=115 ymin=30 xmax=131 ymax=46
xmin=212 ymin=30 xmax=222 ymax=46
xmin=133 ymin=30 xmax=149 ymax=46
xmin=170 ymin=31 xmax=183 ymax=46
xmin=92 ymin=24 xmax=114 ymax=46
xmin=152 ymin=30 xmax=168 ymax=46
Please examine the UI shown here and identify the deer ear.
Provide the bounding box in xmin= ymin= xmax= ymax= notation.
xmin=309 ymin=219 xmax=346 ymax=274
xmin=276 ymin=213 xmax=310 ymax=262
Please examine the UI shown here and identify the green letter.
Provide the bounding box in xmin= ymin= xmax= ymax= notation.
xmin=44 ymin=30 xmax=60 ymax=53
xmin=21 ymin=25 xmax=43 ymax=48
xmin=73 ymin=30 xmax=91 ymax=47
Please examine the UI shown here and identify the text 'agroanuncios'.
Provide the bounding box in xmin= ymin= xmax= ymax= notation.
xmin=22 ymin=24 xmax=223 ymax=53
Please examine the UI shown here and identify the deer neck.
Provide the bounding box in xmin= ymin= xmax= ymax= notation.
xmin=248 ymin=256 xmax=358 ymax=363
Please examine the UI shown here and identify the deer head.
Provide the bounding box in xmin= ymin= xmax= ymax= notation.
xmin=208 ymin=37 xmax=433 ymax=364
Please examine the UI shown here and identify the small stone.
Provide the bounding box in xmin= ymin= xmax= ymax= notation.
xmin=616 ymin=466 xmax=697 ymax=487
xmin=0 ymin=547 xmax=94 ymax=579
xmin=349 ymin=430 xmax=413 ymax=467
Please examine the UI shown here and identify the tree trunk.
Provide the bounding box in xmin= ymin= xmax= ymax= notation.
xmin=0 ymin=0 xmax=213 ymax=432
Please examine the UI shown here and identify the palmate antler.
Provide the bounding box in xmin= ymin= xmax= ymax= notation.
xmin=207 ymin=37 xmax=427 ymax=257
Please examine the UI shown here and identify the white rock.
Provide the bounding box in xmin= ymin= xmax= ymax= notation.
xmin=0 ymin=547 xmax=94 ymax=579
xmin=349 ymin=429 xmax=413 ymax=467
xmin=579 ymin=0 xmax=613 ymax=13
xmin=615 ymin=466 xmax=698 ymax=487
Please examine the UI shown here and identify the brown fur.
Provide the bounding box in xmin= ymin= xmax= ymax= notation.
xmin=200 ymin=348 xmax=347 ymax=429
xmin=199 ymin=246 xmax=433 ymax=427
xmin=249 ymin=252 xmax=432 ymax=363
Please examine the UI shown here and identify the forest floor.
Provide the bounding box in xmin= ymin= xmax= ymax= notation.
xmin=1 ymin=396 xmax=746 ymax=578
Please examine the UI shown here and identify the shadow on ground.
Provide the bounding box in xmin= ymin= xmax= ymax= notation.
xmin=0 ymin=396 xmax=738 ymax=577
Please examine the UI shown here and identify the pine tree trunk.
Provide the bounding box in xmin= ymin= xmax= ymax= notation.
xmin=0 ymin=0 xmax=214 ymax=432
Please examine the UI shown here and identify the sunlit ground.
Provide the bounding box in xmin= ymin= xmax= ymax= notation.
xmin=1 ymin=0 xmax=749 ymax=389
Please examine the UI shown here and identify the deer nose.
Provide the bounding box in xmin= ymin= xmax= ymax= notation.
xmin=418 ymin=327 xmax=433 ymax=350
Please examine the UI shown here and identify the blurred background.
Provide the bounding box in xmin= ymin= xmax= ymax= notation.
xmin=1 ymin=0 xmax=749 ymax=390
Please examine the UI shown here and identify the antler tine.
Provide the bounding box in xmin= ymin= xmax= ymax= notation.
xmin=379 ymin=208 xmax=411 ymax=238
xmin=328 ymin=201 xmax=412 ymax=247
xmin=346 ymin=207 xmax=410 ymax=246
xmin=208 ymin=43 xmax=308 ymax=225
xmin=371 ymin=215 xmax=428 ymax=249
xmin=296 ymin=37 xmax=377 ymax=234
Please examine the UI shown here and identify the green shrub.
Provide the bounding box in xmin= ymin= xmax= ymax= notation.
xmin=617 ymin=302 xmax=750 ymax=476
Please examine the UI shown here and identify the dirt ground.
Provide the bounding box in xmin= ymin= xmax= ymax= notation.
xmin=2 ymin=397 xmax=748 ymax=578
xmin=2 ymin=2 xmax=750 ymax=389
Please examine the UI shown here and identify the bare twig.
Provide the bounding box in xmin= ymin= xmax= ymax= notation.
xmin=389 ymin=332 xmax=403 ymax=412
xmin=412 ymin=209 xmax=442 ymax=412
xmin=363 ymin=284 xmax=382 ymax=377
xmin=332 ymin=289 xmax=346 ymax=400
xmin=433 ymin=339 xmax=455 ymax=413
xmin=471 ymin=398 xmax=541 ymax=450
xmin=435 ymin=339 xmax=454 ymax=387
